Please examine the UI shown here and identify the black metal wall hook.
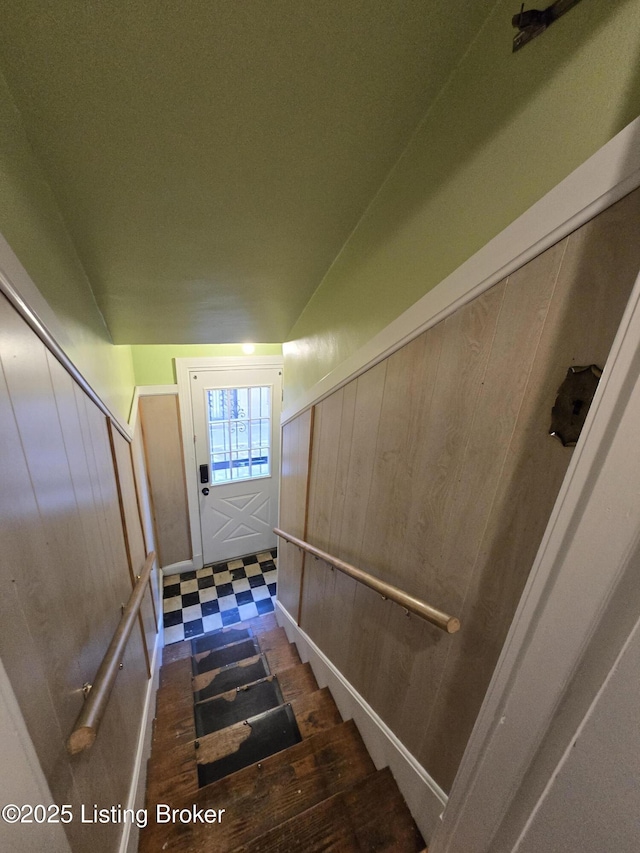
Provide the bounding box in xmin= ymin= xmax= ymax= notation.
xmin=512 ymin=0 xmax=584 ymax=52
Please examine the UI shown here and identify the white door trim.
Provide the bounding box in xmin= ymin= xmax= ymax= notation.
xmin=282 ymin=115 xmax=640 ymax=424
xmin=176 ymin=356 xmax=284 ymax=570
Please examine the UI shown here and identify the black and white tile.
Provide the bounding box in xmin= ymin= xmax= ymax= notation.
xmin=162 ymin=550 xmax=278 ymax=645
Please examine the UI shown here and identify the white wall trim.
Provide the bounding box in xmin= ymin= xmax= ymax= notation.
xmin=120 ymin=625 xmax=162 ymax=853
xmin=276 ymin=600 xmax=446 ymax=843
xmin=175 ymin=356 xmax=284 ymax=571
xmin=128 ymin=387 xmax=141 ymax=432
xmin=137 ymin=384 xmax=179 ymax=396
xmin=129 ymin=386 xmax=179 ymax=432
xmin=282 ymin=116 xmax=640 ymax=424
xmin=161 ymin=559 xmax=196 ymax=578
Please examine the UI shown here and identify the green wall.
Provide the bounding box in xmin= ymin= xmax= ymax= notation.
xmin=0 ymin=69 xmax=135 ymax=422
xmin=131 ymin=343 xmax=283 ymax=386
xmin=284 ymin=0 xmax=640 ymax=408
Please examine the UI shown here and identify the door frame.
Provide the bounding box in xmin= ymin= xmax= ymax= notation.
xmin=176 ymin=355 xmax=284 ymax=570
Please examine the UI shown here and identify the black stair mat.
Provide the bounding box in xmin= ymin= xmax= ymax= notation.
xmin=197 ymin=704 xmax=302 ymax=787
xmin=194 ymin=678 xmax=284 ymax=737
xmin=192 ymin=638 xmax=259 ymax=675
xmin=191 ymin=626 xmax=253 ymax=655
xmin=195 ymin=656 xmax=271 ymax=701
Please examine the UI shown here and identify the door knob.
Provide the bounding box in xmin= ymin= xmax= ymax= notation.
xmin=202 ymin=487 xmax=210 ymax=496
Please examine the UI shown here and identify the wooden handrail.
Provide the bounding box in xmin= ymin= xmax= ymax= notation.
xmin=274 ymin=529 xmax=460 ymax=634
xmin=67 ymin=551 xmax=156 ymax=754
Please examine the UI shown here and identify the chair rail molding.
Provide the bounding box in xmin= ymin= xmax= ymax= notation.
xmin=282 ymin=115 xmax=640 ymax=424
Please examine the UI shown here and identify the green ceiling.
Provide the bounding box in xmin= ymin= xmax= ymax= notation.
xmin=0 ymin=0 xmax=497 ymax=344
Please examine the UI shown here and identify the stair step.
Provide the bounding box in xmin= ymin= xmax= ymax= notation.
xmin=162 ymin=612 xmax=278 ymax=665
xmin=230 ymin=767 xmax=424 ymax=853
xmin=235 ymin=612 xmax=278 ymax=635
xmin=286 ymin=686 xmax=342 ymax=739
xmin=192 ymin=637 xmax=260 ymax=675
xmin=274 ymin=661 xmax=318 ymax=700
xmin=194 ymin=678 xmax=285 ymax=737
xmin=152 ymin=659 xmax=196 ymax=750
xmin=191 ymin=624 xmax=254 ymax=654
xmin=146 ymin=684 xmax=342 ymax=804
xmin=254 ymin=626 xmax=288 ymax=653
xmin=195 ymin=685 xmax=340 ymax=769
xmin=192 ymin=636 xmax=301 ymax=699
xmin=193 ymin=654 xmax=271 ymax=699
xmin=197 ymin=703 xmax=302 ymax=786
xmin=145 ymin=745 xmax=199 ymax=810
xmin=151 ymin=704 xmax=195 ymax=752
xmin=139 ymin=719 xmax=375 ymax=853
xmin=258 ymin=632 xmax=301 ymax=674
xmin=148 ymin=614 xmax=422 ymax=853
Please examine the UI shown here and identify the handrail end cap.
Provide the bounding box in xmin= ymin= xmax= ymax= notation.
xmin=67 ymin=726 xmax=96 ymax=755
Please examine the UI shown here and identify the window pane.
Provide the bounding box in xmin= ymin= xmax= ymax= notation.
xmin=209 ymin=422 xmax=228 ymax=453
xmin=231 ymin=420 xmax=249 ymax=451
xmin=232 ymin=388 xmax=249 ymax=419
xmin=208 ymin=389 xmax=227 ymax=421
xmin=212 ymin=453 xmax=231 ymax=482
xmin=231 ymin=451 xmax=250 ymax=479
xmin=250 ymin=386 xmax=261 ymax=416
xmin=206 ymin=386 xmax=271 ymax=485
xmin=250 ymin=420 xmax=263 ymax=448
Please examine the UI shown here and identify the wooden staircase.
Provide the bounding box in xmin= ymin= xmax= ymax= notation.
xmin=140 ymin=613 xmax=426 ymax=852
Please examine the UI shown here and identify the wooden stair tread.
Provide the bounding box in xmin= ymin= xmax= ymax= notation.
xmin=196 ymin=687 xmax=341 ymax=765
xmin=236 ymin=612 xmax=278 ymax=635
xmin=191 ymin=662 xmax=317 ymax=705
xmin=151 ymin=706 xmax=195 ymax=752
xmin=162 ymin=612 xmax=278 ymax=665
xmin=264 ymin=642 xmax=300 ymax=674
xmin=146 ymin=614 xmax=421 ymax=853
xmin=275 ymin=661 xmax=318 ymax=700
xmin=147 ymin=685 xmax=341 ymax=803
xmin=255 ymin=626 xmax=289 ymax=653
xmin=192 ymin=637 xmax=261 ymax=672
xmin=191 ymin=655 xmax=270 ymax=701
xmin=230 ymin=767 xmax=424 ymax=853
xmin=191 ymin=635 xmax=300 ymax=696
xmin=159 ymin=655 xmax=193 ymax=691
xmin=288 ymin=685 xmax=341 ymax=739
xmin=139 ymin=719 xmax=375 ymax=853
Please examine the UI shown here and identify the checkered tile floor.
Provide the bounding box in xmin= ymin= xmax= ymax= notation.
xmin=162 ymin=549 xmax=278 ymax=645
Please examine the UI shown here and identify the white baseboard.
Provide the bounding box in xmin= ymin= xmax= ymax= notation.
xmin=119 ymin=626 xmax=162 ymax=853
xmin=275 ymin=600 xmax=447 ymax=843
xmin=161 ymin=559 xmax=195 ymax=577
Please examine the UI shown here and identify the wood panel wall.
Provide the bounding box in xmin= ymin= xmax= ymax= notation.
xmin=110 ymin=427 xmax=157 ymax=666
xmin=0 ymin=293 xmax=156 ymax=852
xmin=138 ymin=394 xmax=192 ymax=568
xmin=278 ymin=409 xmax=314 ymax=620
xmin=131 ymin=418 xmax=160 ymax=610
xmin=278 ymin=187 xmax=640 ymax=793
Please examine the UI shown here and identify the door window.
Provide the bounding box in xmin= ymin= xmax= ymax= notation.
xmin=207 ymin=386 xmax=271 ymax=483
